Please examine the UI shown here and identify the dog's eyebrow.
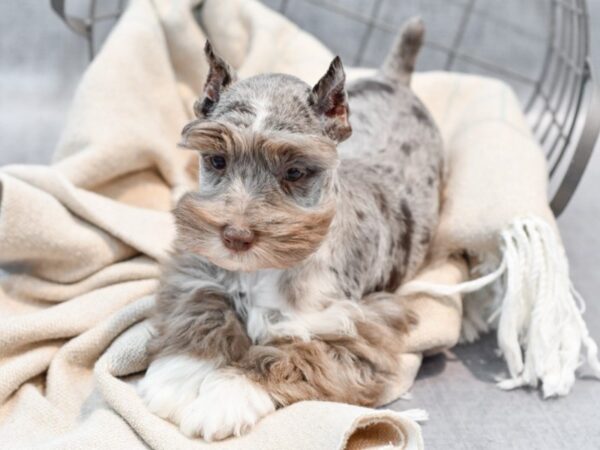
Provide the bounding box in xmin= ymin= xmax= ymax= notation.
xmin=180 ymin=120 xmax=233 ymax=152
xmin=256 ymin=135 xmax=338 ymax=170
xmin=181 ymin=119 xmax=203 ymax=137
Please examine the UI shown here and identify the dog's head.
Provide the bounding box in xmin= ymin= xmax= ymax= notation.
xmin=176 ymin=42 xmax=351 ymax=271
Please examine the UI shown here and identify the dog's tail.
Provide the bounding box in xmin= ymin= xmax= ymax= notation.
xmin=381 ymin=17 xmax=425 ymax=86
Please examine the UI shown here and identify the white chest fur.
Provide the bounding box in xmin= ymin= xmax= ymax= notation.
xmin=228 ymin=267 xmax=358 ymax=344
xmin=234 ymin=270 xmax=284 ymax=310
xmin=230 ymin=269 xmax=286 ymax=344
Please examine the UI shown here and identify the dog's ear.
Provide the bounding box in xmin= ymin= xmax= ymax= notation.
xmin=194 ymin=41 xmax=237 ymax=118
xmin=310 ymin=56 xmax=352 ymax=142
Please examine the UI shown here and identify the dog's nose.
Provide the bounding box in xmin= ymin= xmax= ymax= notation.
xmin=221 ymin=225 xmax=255 ymax=252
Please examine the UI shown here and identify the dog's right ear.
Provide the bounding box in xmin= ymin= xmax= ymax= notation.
xmin=194 ymin=41 xmax=237 ymax=118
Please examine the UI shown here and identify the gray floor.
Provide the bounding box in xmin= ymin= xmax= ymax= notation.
xmin=1 ymin=1 xmax=599 ymax=449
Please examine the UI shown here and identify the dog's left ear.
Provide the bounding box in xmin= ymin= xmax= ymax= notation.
xmin=194 ymin=41 xmax=237 ymax=118
xmin=310 ymin=56 xmax=352 ymax=142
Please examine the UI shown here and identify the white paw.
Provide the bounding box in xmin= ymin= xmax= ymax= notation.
xmin=179 ymin=369 xmax=275 ymax=441
xmin=138 ymin=355 xmax=218 ymax=423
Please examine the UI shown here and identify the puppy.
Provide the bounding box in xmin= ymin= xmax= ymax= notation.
xmin=139 ymin=18 xmax=443 ymax=441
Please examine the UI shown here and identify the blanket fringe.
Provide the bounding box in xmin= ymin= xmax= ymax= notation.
xmin=400 ymin=217 xmax=600 ymax=397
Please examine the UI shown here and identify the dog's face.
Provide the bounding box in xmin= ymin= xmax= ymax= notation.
xmin=176 ymin=43 xmax=352 ymax=271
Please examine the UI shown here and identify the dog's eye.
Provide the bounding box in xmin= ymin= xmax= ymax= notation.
xmin=284 ymin=167 xmax=305 ymax=182
xmin=207 ymin=155 xmax=226 ymax=170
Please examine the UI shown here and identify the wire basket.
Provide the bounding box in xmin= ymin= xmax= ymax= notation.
xmin=51 ymin=0 xmax=600 ymax=216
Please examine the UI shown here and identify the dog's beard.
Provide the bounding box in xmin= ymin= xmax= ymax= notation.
xmin=174 ymin=193 xmax=335 ymax=272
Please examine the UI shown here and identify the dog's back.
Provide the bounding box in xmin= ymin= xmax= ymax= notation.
xmin=334 ymin=18 xmax=444 ymax=286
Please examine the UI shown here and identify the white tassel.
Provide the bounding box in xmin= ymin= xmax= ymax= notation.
xmin=460 ymin=256 xmax=504 ymax=343
xmin=400 ymin=217 xmax=600 ymax=397
xmin=399 ymin=257 xmax=506 ymax=298
xmin=495 ymin=218 xmax=600 ymax=397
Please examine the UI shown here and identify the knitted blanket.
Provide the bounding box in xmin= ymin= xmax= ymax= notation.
xmin=0 ymin=0 xmax=596 ymax=448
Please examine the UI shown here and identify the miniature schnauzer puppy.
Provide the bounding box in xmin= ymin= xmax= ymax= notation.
xmin=139 ymin=18 xmax=443 ymax=441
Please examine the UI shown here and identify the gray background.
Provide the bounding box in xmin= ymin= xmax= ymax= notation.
xmin=0 ymin=1 xmax=598 ymax=448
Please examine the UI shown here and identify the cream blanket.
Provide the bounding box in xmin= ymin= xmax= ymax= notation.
xmin=1 ymin=0 xmax=596 ymax=448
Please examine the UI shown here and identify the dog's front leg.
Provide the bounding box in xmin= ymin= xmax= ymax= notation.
xmin=233 ymin=338 xmax=390 ymax=408
xmin=234 ymin=292 xmax=415 ymax=409
xmin=138 ymin=286 xmax=276 ymax=441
